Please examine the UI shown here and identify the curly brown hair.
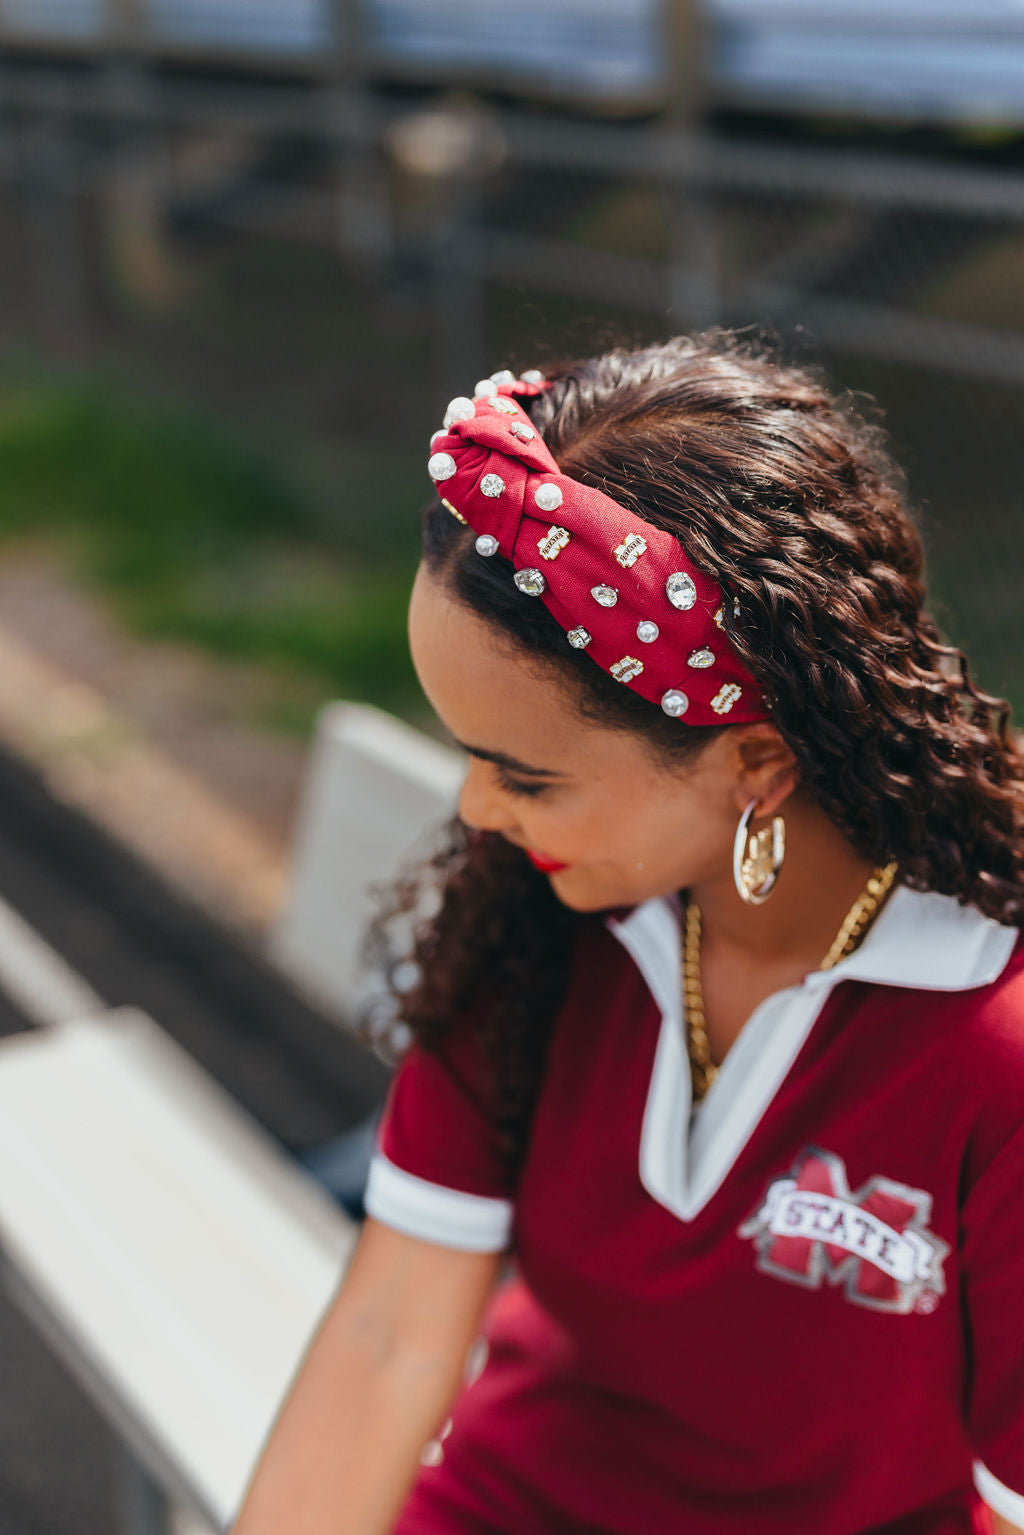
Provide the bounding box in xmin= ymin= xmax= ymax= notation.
xmin=363 ymin=328 xmax=1024 ymax=1172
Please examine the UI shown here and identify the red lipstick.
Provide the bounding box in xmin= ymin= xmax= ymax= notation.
xmin=525 ymin=849 xmax=570 ymax=874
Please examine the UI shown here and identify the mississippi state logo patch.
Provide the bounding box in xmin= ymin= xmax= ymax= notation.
xmin=738 ymin=1146 xmax=949 ymax=1315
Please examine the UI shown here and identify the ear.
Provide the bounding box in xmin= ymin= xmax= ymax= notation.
xmin=730 ymin=724 xmax=799 ymax=819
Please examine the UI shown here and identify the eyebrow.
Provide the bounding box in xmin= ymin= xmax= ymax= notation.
xmin=454 ymin=741 xmax=567 ymax=778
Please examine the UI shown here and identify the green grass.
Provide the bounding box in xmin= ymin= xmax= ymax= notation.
xmin=0 ymin=379 xmax=427 ymax=731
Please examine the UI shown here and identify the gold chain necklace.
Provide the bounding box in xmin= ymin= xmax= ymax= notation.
xmin=683 ymin=859 xmax=899 ymax=1104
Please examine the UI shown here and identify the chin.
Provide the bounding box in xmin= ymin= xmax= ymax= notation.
xmin=546 ymin=869 xmax=646 ymax=915
xmin=543 ymin=869 xmax=599 ymax=912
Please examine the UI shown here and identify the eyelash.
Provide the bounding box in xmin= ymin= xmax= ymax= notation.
xmin=494 ymin=766 xmax=550 ymax=799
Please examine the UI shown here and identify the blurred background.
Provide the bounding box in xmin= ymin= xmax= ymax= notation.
xmin=2 ymin=0 xmax=1024 ymax=749
xmin=2 ymin=4 xmax=1024 ymax=1533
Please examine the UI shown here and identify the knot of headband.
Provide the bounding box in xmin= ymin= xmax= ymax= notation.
xmin=426 ymin=369 xmax=770 ymax=726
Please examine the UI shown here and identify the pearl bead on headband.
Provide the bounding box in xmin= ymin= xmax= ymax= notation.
xmin=427 ymin=370 xmax=770 ymax=725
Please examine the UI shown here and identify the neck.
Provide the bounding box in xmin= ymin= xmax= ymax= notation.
xmin=689 ymin=791 xmax=881 ymax=975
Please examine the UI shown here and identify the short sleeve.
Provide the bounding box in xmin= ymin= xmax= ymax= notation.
xmin=963 ymin=1121 xmax=1024 ymax=1527
xmin=363 ymin=1016 xmax=516 ymax=1253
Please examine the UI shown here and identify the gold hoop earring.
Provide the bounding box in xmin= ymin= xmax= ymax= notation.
xmin=733 ymin=798 xmax=785 ymax=904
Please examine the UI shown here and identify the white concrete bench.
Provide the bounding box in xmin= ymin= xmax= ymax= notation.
xmin=0 ymin=700 xmax=464 ymax=1532
xmin=270 ymin=700 xmax=464 ymax=1024
xmin=0 ymin=1006 xmax=357 ymax=1532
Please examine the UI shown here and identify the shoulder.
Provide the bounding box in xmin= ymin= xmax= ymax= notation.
xmin=955 ymin=923 xmax=1024 ymax=1110
xmin=970 ymin=925 xmax=1024 ymax=1025
xmin=841 ymin=884 xmax=1022 ymax=1027
xmin=819 ymin=885 xmax=1024 ymax=1134
xmin=928 ymin=905 xmax=1024 ymax=1051
xmin=399 ymin=909 xmax=610 ymax=1080
xmin=915 ymin=904 xmax=1024 ymax=1158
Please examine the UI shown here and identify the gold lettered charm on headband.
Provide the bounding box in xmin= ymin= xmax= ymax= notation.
xmin=711 ymin=683 xmax=742 ymax=714
xmin=613 ymin=533 xmax=647 ymax=569
xmin=610 ymin=656 xmax=644 ymax=683
xmin=537 ymin=526 xmax=570 ymax=560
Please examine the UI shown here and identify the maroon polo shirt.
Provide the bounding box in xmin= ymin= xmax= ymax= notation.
xmin=364 ymin=885 xmax=1024 ymax=1534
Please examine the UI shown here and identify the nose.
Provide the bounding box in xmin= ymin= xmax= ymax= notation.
xmin=458 ymin=758 xmax=520 ymax=836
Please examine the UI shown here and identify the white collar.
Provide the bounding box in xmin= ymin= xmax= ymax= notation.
xmin=605 ymin=886 xmax=1018 ymax=1222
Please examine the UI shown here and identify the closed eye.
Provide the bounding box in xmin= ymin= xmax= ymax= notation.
xmin=493 ymin=765 xmax=552 ymax=798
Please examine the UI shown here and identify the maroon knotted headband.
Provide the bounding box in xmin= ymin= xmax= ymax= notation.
xmin=426 ymin=369 xmax=770 ymax=726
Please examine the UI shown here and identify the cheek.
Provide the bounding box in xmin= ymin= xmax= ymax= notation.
xmin=529 ymin=790 xmax=674 ymax=866
xmin=597 ymin=789 xmax=719 ymax=871
xmin=511 ymin=791 xmax=606 ymax=859
xmin=518 ymin=770 xmax=723 ymax=876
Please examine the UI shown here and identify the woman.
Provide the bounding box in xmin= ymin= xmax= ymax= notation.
xmin=232 ymin=332 xmax=1024 ymax=1535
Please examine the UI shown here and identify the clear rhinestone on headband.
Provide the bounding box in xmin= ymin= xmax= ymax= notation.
xmin=591 ymin=585 xmax=618 ymax=607
xmin=481 ymin=474 xmax=505 ymax=497
xmin=428 ymin=452 xmax=457 ymax=481
xmin=535 ymin=483 xmax=563 ymax=513
xmin=491 ymin=397 xmax=519 ymax=416
xmin=475 ymin=534 xmax=499 ymax=557
xmin=666 ymin=572 xmax=697 ymax=610
xmin=636 ymin=621 xmax=659 ymax=644
xmin=610 ymin=656 xmax=644 ymax=683
xmin=514 ymin=568 xmax=546 ymax=597
xmin=661 ymin=689 xmax=690 ymax=717
xmin=491 ymin=368 xmax=517 ymax=386
xmin=567 ymin=627 xmax=592 ymax=649
xmin=510 ymin=422 xmax=535 ymax=440
xmin=443 ymin=397 xmax=475 ymax=428
xmin=688 ymin=648 xmax=715 ymax=669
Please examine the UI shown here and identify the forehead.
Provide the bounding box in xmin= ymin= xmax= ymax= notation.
xmin=408 ymin=563 xmax=622 ymax=771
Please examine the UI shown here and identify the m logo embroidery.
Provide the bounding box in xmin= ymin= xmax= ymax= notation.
xmin=738 ymin=1146 xmax=949 ymax=1315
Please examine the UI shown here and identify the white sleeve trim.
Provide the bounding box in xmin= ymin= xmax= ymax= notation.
xmin=363 ymin=1151 xmax=513 ymax=1252
xmin=973 ymin=1458 xmax=1024 ymax=1526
